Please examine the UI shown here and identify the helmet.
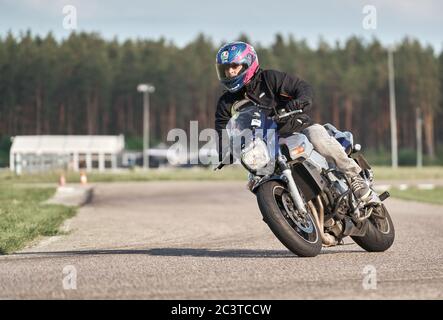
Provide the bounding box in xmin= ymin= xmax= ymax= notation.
xmin=215 ymin=41 xmax=259 ymax=93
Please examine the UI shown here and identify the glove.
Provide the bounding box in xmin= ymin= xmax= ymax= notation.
xmin=285 ymin=97 xmax=312 ymax=111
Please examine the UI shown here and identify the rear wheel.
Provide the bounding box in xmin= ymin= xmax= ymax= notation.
xmin=257 ymin=181 xmax=322 ymax=257
xmin=351 ymin=204 xmax=395 ymax=252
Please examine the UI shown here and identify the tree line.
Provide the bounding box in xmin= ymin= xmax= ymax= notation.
xmin=0 ymin=31 xmax=441 ymax=165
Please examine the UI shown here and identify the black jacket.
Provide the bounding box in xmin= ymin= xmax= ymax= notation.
xmin=215 ymin=68 xmax=314 ymax=160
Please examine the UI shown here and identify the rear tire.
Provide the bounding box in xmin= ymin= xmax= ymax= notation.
xmin=351 ymin=204 xmax=395 ymax=252
xmin=257 ymin=181 xmax=322 ymax=257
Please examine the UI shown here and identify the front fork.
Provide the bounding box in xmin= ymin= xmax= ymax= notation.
xmin=277 ymin=154 xmax=308 ymax=215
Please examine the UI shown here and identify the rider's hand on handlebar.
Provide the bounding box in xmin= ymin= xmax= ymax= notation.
xmin=273 ymin=105 xmax=304 ymax=122
xmin=285 ymin=97 xmax=312 ymax=112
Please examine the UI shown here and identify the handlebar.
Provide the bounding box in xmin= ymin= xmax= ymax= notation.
xmin=255 ymin=104 xmax=304 ymax=120
xmin=213 ymin=152 xmax=232 ymax=171
xmin=214 ymin=161 xmax=225 ymax=171
xmin=272 ymin=108 xmax=303 ymax=121
xmin=246 ymin=103 xmax=304 ymax=120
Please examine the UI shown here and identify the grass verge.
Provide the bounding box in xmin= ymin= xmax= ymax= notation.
xmin=387 ymin=187 xmax=443 ymax=206
xmin=1 ymin=166 xmax=442 ymax=184
xmin=0 ymin=184 xmax=76 ymax=254
xmin=371 ymin=166 xmax=443 ymax=181
xmin=0 ymin=167 xmax=248 ymax=183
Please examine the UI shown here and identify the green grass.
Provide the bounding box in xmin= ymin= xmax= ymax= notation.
xmin=388 ymin=187 xmax=443 ymax=205
xmin=0 ymin=166 xmax=249 ymax=184
xmin=372 ymin=166 xmax=443 ymax=181
xmin=0 ymin=184 xmax=76 ymax=254
xmin=1 ymin=166 xmax=442 ymax=184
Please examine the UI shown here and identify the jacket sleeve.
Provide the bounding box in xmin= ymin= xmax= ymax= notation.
xmin=215 ymin=96 xmax=232 ymax=162
xmin=263 ymin=70 xmax=315 ymax=136
xmin=277 ymin=72 xmax=314 ymax=112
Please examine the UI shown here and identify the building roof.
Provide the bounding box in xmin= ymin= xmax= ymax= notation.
xmin=10 ymin=135 xmax=125 ymax=154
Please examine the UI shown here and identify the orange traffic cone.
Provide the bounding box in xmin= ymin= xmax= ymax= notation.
xmin=59 ymin=173 xmax=66 ymax=187
xmin=80 ymin=171 xmax=88 ymax=185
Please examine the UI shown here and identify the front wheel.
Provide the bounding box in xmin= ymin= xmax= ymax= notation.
xmin=256 ymin=181 xmax=322 ymax=257
xmin=351 ymin=204 xmax=395 ymax=252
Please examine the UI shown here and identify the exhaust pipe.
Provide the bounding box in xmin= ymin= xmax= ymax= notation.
xmin=308 ymin=197 xmax=337 ymax=247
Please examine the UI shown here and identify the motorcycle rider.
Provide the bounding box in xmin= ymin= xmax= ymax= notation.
xmin=214 ymin=41 xmax=372 ymax=203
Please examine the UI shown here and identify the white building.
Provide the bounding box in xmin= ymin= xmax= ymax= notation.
xmin=10 ymin=135 xmax=125 ymax=174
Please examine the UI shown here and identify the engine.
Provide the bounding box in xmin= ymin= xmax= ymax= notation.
xmin=320 ymin=171 xmax=353 ymax=238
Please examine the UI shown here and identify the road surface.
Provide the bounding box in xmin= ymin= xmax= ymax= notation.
xmin=0 ymin=181 xmax=442 ymax=299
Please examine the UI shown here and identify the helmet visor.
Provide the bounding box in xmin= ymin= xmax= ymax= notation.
xmin=215 ymin=63 xmax=247 ymax=81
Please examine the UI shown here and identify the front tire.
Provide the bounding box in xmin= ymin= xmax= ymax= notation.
xmin=351 ymin=204 xmax=395 ymax=252
xmin=256 ymin=181 xmax=322 ymax=257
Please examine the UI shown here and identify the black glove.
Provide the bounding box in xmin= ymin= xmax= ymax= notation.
xmin=285 ymin=97 xmax=312 ymax=111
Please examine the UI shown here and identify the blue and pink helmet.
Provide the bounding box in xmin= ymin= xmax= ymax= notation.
xmin=215 ymin=41 xmax=259 ymax=93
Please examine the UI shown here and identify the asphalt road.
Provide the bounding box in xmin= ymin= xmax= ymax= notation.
xmin=0 ymin=181 xmax=442 ymax=299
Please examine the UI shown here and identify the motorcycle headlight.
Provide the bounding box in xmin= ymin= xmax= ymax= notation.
xmin=241 ymin=138 xmax=271 ymax=171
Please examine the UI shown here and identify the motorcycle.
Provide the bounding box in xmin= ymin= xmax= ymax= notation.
xmin=215 ymin=100 xmax=395 ymax=257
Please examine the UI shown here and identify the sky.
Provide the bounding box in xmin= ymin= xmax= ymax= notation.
xmin=1 ymin=0 xmax=442 ymax=52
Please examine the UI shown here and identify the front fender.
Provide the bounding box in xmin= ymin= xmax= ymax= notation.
xmin=251 ymin=175 xmax=286 ymax=194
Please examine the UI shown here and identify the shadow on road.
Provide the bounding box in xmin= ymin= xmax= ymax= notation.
xmin=146 ymin=247 xmax=363 ymax=257
xmin=147 ymin=248 xmax=295 ymax=258
xmin=10 ymin=246 xmax=364 ymax=259
xmin=11 ymin=248 xmax=294 ymax=259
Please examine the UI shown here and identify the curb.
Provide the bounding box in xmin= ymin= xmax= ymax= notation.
xmin=45 ymin=185 xmax=94 ymax=207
